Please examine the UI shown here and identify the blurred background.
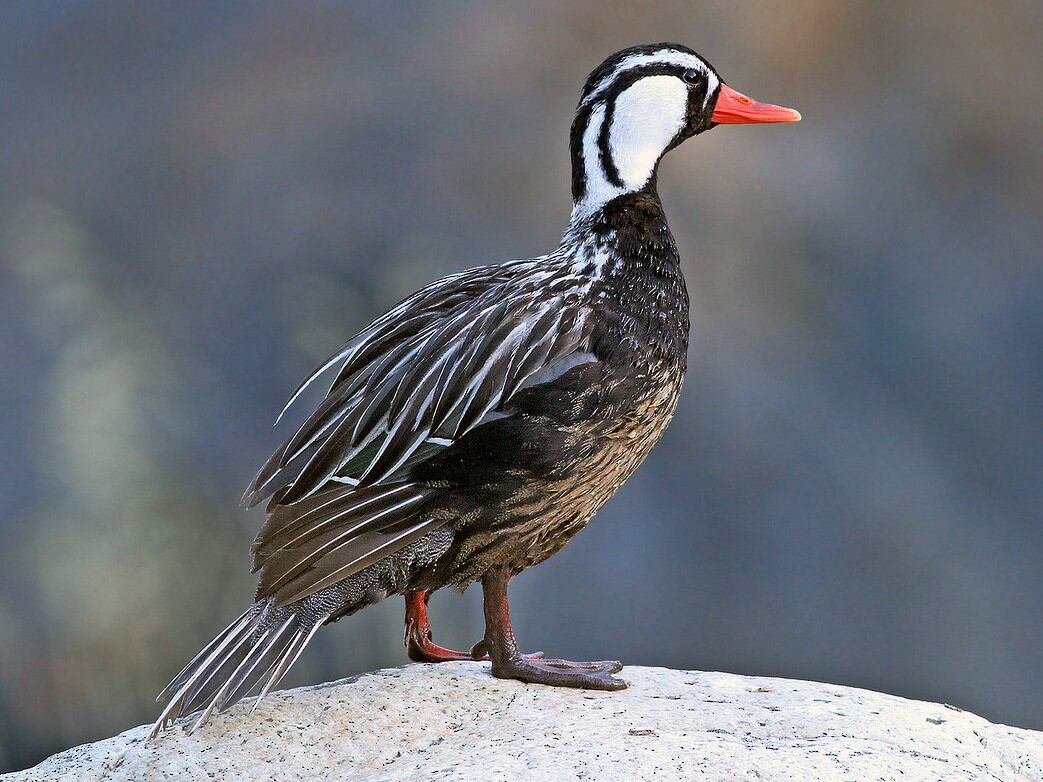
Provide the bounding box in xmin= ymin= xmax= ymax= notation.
xmin=1 ymin=0 xmax=1040 ymax=771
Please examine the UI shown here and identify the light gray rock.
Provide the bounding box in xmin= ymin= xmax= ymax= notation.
xmin=6 ymin=664 xmax=1041 ymax=781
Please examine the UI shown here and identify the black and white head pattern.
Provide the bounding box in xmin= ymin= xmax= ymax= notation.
xmin=570 ymin=43 xmax=722 ymax=215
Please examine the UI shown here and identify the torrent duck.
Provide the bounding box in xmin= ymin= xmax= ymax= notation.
xmin=152 ymin=42 xmax=799 ymax=736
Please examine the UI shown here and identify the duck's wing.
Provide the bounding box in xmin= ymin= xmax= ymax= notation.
xmin=245 ymin=262 xmax=595 ymax=606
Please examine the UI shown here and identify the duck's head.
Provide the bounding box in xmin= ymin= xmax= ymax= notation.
xmin=570 ymin=43 xmax=800 ymax=214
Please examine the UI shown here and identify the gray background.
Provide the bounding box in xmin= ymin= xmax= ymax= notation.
xmin=1 ymin=1 xmax=1040 ymax=772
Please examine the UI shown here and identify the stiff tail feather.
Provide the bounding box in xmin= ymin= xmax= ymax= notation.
xmin=149 ymin=604 xmax=328 ymax=738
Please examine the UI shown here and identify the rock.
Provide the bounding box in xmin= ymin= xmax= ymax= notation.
xmin=6 ymin=664 xmax=1041 ymax=781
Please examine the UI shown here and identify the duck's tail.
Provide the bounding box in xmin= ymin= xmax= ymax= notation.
xmin=149 ymin=601 xmax=327 ymax=738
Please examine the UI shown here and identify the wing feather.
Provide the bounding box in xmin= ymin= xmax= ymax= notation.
xmin=253 ymin=482 xmax=429 ymax=605
xmin=245 ymin=261 xmax=596 ymax=607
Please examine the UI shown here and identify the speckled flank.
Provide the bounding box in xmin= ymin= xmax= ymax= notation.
xmin=15 ymin=665 xmax=1043 ymax=781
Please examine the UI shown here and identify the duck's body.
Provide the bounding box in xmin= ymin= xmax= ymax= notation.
xmin=152 ymin=43 xmax=797 ymax=736
xmin=413 ymin=191 xmax=688 ymax=589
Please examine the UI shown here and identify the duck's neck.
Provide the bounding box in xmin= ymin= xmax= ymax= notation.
xmin=566 ymin=180 xmax=660 ymax=237
xmin=563 ymin=190 xmax=690 ymax=363
xmin=565 ymin=190 xmax=676 ymax=276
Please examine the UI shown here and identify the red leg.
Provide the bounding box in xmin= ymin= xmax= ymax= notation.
xmin=477 ymin=566 xmax=626 ymax=690
xmin=404 ymin=590 xmax=479 ymax=663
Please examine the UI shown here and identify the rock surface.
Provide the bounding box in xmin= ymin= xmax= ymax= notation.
xmin=6 ymin=663 xmax=1041 ymax=781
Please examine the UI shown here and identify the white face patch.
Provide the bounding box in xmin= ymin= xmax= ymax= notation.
xmin=570 ymin=47 xmax=722 ymax=220
xmin=573 ymin=74 xmax=690 ymax=217
xmin=609 ymin=75 xmax=688 ymax=192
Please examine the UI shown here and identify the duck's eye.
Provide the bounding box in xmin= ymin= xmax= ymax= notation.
xmin=682 ymin=69 xmax=703 ymax=86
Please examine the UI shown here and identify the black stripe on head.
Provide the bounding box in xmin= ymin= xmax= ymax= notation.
xmin=578 ymin=42 xmax=700 ymax=104
xmin=570 ymin=101 xmax=596 ymax=201
xmin=597 ymin=94 xmax=624 ymax=188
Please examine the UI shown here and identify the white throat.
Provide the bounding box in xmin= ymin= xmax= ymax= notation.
xmin=571 ymin=75 xmax=688 ymax=219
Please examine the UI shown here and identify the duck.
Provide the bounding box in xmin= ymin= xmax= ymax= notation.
xmin=151 ymin=42 xmax=799 ymax=736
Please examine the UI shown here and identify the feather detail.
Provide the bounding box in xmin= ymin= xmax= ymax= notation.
xmin=250 ymin=481 xmax=436 ymax=606
xmin=234 ymin=256 xmax=606 ymax=624
xmin=250 ymin=614 xmax=328 ymax=713
xmin=150 ymin=607 xmax=333 ymax=737
xmin=243 ymin=261 xmax=596 ymax=509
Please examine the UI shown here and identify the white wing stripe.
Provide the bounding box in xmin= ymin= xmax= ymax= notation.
xmin=281 ymin=519 xmax=439 ymax=602
xmin=269 ymin=493 xmax=426 ymax=586
xmin=274 ymin=484 xmax=419 ymax=552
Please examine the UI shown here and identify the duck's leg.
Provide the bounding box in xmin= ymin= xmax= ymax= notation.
xmin=474 ymin=566 xmax=627 ymax=690
xmin=404 ymin=590 xmax=478 ymax=663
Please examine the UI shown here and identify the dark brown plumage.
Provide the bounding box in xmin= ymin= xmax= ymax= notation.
xmin=151 ymin=43 xmax=798 ymax=736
